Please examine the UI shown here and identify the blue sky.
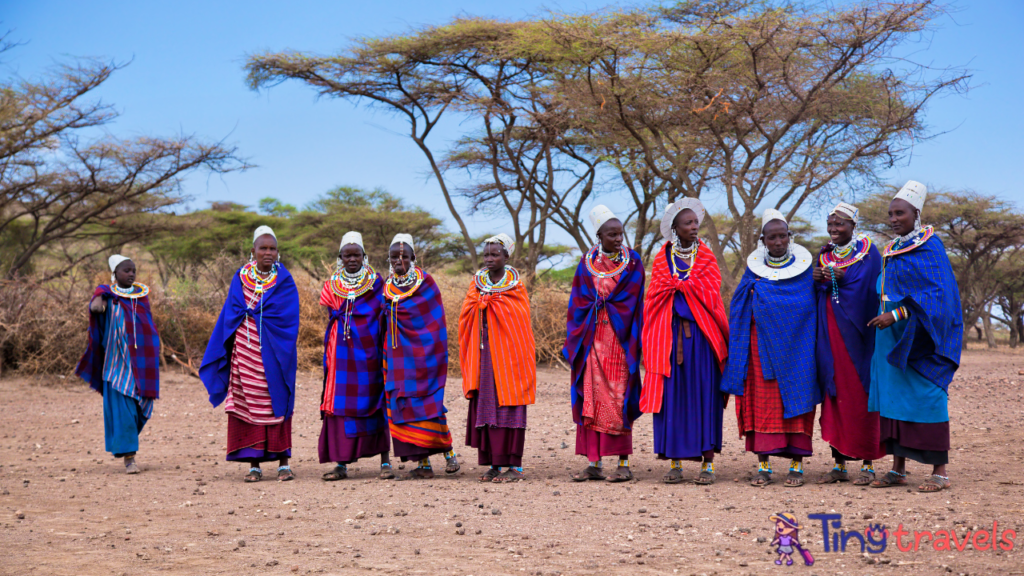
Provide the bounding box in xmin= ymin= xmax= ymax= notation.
xmin=4 ymin=1 xmax=1022 ymax=239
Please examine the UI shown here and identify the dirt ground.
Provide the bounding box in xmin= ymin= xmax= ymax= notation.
xmin=1 ymin=349 xmax=1023 ymax=576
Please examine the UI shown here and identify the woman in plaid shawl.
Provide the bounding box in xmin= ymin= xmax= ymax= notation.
xmin=76 ymin=254 xmax=160 ymax=474
xmin=565 ymin=205 xmax=646 ymax=484
xmin=641 ymin=199 xmax=730 ymax=485
xmin=867 ymin=181 xmax=962 ymax=493
xmin=458 ymin=233 xmax=536 ymax=483
xmin=318 ymin=231 xmax=393 ymax=481
xmin=200 ymin=226 xmax=300 ymax=483
xmin=722 ymin=209 xmax=820 ymax=488
xmin=382 ymin=234 xmax=460 ymax=480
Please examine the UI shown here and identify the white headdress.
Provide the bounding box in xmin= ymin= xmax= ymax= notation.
xmin=390 ymin=233 xmax=414 ymax=254
xmin=340 ymin=231 xmax=364 ymax=251
xmin=829 ymin=202 xmax=859 ymax=225
xmin=761 ymin=208 xmax=787 ymax=230
xmin=893 ymin=180 xmax=927 ymax=212
xmin=588 ymin=205 xmax=618 ymax=233
xmin=108 ymin=254 xmax=131 ymax=284
xmin=661 ymin=198 xmax=705 ymax=242
xmin=253 ymin=225 xmax=277 ymax=244
xmin=484 ymin=233 xmax=515 ymax=258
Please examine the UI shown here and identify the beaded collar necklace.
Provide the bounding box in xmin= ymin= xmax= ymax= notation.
xmin=111 ymin=282 xmax=149 ymax=299
xmin=670 ymin=240 xmax=699 ymax=279
xmin=585 ymin=245 xmax=630 ymax=279
xmin=883 ymin=226 xmax=934 ymax=258
xmin=819 ymin=235 xmax=872 ymax=270
xmin=475 ymin=266 xmax=520 ymax=294
xmin=330 ymin=265 xmax=377 ymax=301
xmin=240 ymin=262 xmax=278 ymax=296
xmin=384 ymin=267 xmax=424 ymax=302
xmin=766 ymin=250 xmax=793 ymax=268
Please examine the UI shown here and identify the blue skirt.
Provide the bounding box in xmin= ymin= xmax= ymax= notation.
xmin=103 ymin=380 xmax=147 ymax=457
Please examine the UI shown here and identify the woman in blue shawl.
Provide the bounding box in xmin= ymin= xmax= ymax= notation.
xmin=867 ymin=181 xmax=963 ymax=493
xmin=200 ymin=226 xmax=300 ymax=483
xmin=564 ymin=205 xmax=645 ymax=484
xmin=812 ymin=203 xmax=886 ymax=485
xmin=722 ymin=209 xmax=820 ymax=488
xmin=76 ymin=254 xmax=160 ymax=474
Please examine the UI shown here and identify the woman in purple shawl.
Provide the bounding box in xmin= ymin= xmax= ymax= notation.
xmin=565 ymin=205 xmax=645 ymax=483
xmin=200 ymin=226 xmax=300 ymax=483
xmin=76 ymin=254 xmax=160 ymax=474
xmin=812 ymin=202 xmax=885 ymax=485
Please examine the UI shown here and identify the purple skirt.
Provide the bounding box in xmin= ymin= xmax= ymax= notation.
xmin=318 ymin=415 xmax=390 ymax=465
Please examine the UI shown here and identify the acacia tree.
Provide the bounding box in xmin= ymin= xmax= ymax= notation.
xmin=526 ymin=0 xmax=968 ymax=289
xmin=860 ymin=190 xmax=1024 ymax=348
xmin=0 ymin=57 xmax=247 ymax=280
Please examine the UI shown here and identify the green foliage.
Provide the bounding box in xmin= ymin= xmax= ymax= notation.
xmin=258 ymin=197 xmax=297 ymax=218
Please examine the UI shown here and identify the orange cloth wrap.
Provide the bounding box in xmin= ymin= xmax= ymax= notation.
xmin=457 ymin=278 xmax=537 ymax=406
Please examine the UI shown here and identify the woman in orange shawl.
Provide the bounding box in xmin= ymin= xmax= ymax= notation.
xmin=458 ymin=233 xmax=536 ymax=483
xmin=641 ymin=199 xmax=730 ymax=484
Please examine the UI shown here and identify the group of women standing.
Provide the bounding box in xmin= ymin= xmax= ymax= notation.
xmin=76 ymin=181 xmax=963 ymax=493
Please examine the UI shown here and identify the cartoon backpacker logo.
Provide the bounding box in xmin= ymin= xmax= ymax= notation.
xmin=770 ymin=513 xmax=815 ymax=567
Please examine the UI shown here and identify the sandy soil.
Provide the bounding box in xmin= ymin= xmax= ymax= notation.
xmin=1 ymin=349 xmax=1023 ymax=576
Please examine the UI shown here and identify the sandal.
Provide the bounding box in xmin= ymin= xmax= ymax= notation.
xmin=606 ymin=466 xmax=633 ymax=483
xmin=784 ymin=471 xmax=805 ymax=487
xmin=379 ymin=464 xmax=395 ymax=480
xmin=278 ymin=466 xmax=296 ymax=482
xmin=479 ymin=468 xmax=502 ymax=482
xmin=694 ymin=469 xmax=716 ymax=486
xmin=493 ymin=469 xmax=525 ymax=483
xmin=918 ymin=475 xmax=951 ymax=493
xmin=750 ymin=470 xmax=773 ymax=487
xmin=398 ymin=467 xmax=434 ymax=481
xmin=852 ymin=468 xmax=876 ymax=486
xmin=816 ymin=468 xmax=849 ymax=484
xmin=124 ymin=458 xmax=140 ymax=475
xmin=869 ymin=470 xmax=908 ymax=488
xmin=444 ymin=455 xmax=461 ymax=475
xmin=570 ymin=466 xmax=606 ymax=482
xmin=662 ymin=468 xmax=685 ymax=484
xmin=322 ymin=465 xmax=347 ymax=481
xmin=244 ymin=467 xmax=262 ymax=483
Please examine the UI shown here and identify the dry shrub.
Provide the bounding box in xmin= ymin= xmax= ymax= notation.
xmin=0 ymin=278 xmax=91 ymax=377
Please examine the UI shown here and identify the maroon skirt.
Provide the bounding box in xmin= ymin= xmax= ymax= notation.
xmin=575 ymin=425 xmax=632 ymax=461
xmin=226 ymin=415 xmax=292 ymax=462
xmin=880 ymin=417 xmax=949 ymax=466
xmin=318 ymin=415 xmax=390 ymax=465
xmin=465 ymin=395 xmax=526 ymax=467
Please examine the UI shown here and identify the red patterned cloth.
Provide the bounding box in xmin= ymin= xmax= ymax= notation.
xmin=736 ymin=320 xmax=815 ymax=437
xmin=819 ymin=300 xmax=886 ymax=460
xmin=581 ymin=254 xmax=630 ymax=435
xmin=226 ymin=414 xmax=292 ymax=454
xmin=225 ymin=281 xmax=283 ymax=425
xmin=641 ymin=241 xmax=729 ymax=413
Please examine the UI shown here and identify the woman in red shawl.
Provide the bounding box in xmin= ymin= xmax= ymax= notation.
xmin=641 ymin=199 xmax=730 ymax=485
xmin=458 ymin=233 xmax=536 ymax=483
xmin=565 ymin=205 xmax=646 ymax=483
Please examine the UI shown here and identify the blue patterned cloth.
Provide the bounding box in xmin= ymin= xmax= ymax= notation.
xmin=876 ymin=235 xmax=962 ymax=392
xmin=721 ymin=263 xmax=820 ymax=419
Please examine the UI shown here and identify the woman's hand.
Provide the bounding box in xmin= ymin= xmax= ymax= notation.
xmin=812 ymin=267 xmax=825 ymax=282
xmin=89 ymin=297 xmax=107 ymax=314
xmin=867 ymin=312 xmax=896 ymax=329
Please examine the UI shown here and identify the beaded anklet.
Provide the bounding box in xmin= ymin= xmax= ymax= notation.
xmin=589 ymin=460 xmax=603 ymax=468
xmin=833 ymin=461 xmax=847 ymax=473
xmin=418 ymin=458 xmax=432 ymax=470
xmin=789 ymin=460 xmax=803 ymax=474
xmin=701 ymin=461 xmax=716 ymax=474
xmin=758 ymin=461 xmax=773 ymax=474
xmin=861 ymin=464 xmax=874 ymax=475
xmin=443 ymin=450 xmax=456 ymax=460
xmin=670 ymin=460 xmax=683 ymax=470
xmin=618 ymin=458 xmax=630 ymax=468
